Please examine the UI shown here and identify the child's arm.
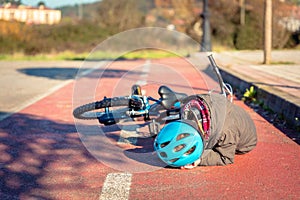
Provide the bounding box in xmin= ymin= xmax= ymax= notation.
xmin=200 ymin=130 xmax=238 ymax=166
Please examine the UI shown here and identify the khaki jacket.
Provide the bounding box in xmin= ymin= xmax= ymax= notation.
xmin=198 ymin=93 xmax=257 ymax=166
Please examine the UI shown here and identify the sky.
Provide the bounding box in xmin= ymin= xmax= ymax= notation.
xmin=22 ymin=0 xmax=101 ymax=8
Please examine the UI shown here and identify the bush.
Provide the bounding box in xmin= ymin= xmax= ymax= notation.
xmin=0 ymin=20 xmax=111 ymax=55
xmin=234 ymin=21 xmax=263 ymax=50
xmin=209 ymin=0 xmax=295 ymax=50
xmin=209 ymin=0 xmax=239 ymax=48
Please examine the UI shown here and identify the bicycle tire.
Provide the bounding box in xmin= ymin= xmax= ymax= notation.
xmin=73 ymin=96 xmax=130 ymax=120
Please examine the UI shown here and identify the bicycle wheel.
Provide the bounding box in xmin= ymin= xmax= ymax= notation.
xmin=73 ymin=96 xmax=130 ymax=122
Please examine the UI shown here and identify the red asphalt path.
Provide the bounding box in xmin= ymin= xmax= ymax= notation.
xmin=0 ymin=58 xmax=299 ymax=199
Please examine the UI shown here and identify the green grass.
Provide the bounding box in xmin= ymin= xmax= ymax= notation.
xmin=122 ymin=49 xmax=182 ymax=59
xmin=0 ymin=51 xmax=88 ymax=61
xmin=87 ymin=49 xmax=187 ymax=60
xmin=270 ymin=61 xmax=295 ymax=65
xmin=0 ymin=49 xmax=188 ymax=61
xmin=211 ymin=42 xmax=235 ymax=53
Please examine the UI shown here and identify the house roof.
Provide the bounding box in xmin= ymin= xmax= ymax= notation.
xmin=0 ymin=3 xmax=58 ymax=11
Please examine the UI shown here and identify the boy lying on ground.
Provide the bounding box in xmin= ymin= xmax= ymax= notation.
xmin=154 ymin=93 xmax=257 ymax=169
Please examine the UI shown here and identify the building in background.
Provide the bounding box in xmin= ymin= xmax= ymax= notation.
xmin=0 ymin=3 xmax=61 ymax=25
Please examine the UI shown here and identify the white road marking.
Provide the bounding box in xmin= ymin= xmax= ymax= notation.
xmin=99 ymin=173 xmax=132 ymax=200
xmin=136 ymin=59 xmax=150 ymax=86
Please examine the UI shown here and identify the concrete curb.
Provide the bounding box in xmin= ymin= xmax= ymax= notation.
xmin=220 ymin=69 xmax=300 ymax=129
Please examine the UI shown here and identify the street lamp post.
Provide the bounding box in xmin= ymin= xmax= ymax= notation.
xmin=263 ymin=0 xmax=272 ymax=64
xmin=201 ymin=0 xmax=211 ymax=51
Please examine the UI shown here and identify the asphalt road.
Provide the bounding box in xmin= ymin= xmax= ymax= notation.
xmin=0 ymin=61 xmax=102 ymax=120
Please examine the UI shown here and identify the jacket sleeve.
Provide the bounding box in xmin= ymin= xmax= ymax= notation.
xmin=200 ymin=130 xmax=238 ymax=166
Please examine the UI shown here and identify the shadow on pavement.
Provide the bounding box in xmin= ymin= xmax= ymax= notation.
xmin=17 ymin=68 xmax=141 ymax=80
xmin=0 ymin=112 xmax=97 ymax=199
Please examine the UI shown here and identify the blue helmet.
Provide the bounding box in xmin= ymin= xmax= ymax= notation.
xmin=154 ymin=120 xmax=204 ymax=167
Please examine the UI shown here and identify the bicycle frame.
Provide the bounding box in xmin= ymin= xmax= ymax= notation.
xmin=98 ymin=94 xmax=181 ymax=125
xmin=73 ymin=54 xmax=233 ymax=127
xmin=208 ymin=55 xmax=233 ymax=102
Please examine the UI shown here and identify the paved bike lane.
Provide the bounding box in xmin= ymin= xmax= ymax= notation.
xmin=0 ymin=58 xmax=299 ymax=199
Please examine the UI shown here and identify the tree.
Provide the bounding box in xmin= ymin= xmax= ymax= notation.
xmin=208 ymin=0 xmax=240 ymax=47
xmin=207 ymin=0 xmax=292 ymax=50
xmin=171 ymin=0 xmax=197 ymax=32
xmin=287 ymin=0 xmax=300 ymax=5
xmin=37 ymin=1 xmax=46 ymax=7
xmin=97 ymin=0 xmax=145 ymax=31
xmin=239 ymin=0 xmax=245 ymax=25
xmin=0 ymin=0 xmax=22 ymax=5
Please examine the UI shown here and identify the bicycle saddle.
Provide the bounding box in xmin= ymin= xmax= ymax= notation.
xmin=158 ymin=85 xmax=188 ymax=109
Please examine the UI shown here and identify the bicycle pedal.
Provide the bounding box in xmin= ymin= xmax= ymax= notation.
xmin=148 ymin=119 xmax=161 ymax=137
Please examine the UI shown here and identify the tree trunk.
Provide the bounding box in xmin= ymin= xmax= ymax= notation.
xmin=240 ymin=0 xmax=245 ymax=25
xmin=263 ymin=0 xmax=272 ymax=64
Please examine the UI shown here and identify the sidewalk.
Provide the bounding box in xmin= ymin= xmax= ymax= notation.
xmin=212 ymin=50 xmax=299 ymax=142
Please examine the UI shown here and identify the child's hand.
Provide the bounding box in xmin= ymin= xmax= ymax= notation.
xmin=180 ymin=164 xmax=196 ymax=170
xmin=180 ymin=158 xmax=201 ymax=170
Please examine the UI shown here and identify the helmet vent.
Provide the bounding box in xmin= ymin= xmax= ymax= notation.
xmin=160 ymin=141 xmax=170 ymax=148
xmin=176 ymin=133 xmax=190 ymax=141
xmin=160 ymin=152 xmax=167 ymax=158
xmin=184 ymin=146 xmax=196 ymax=155
xmin=174 ymin=144 xmax=185 ymax=152
xmin=169 ymin=158 xmax=179 ymax=163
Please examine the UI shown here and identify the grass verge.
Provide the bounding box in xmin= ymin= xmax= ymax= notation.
xmin=0 ymin=49 xmax=188 ymax=61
